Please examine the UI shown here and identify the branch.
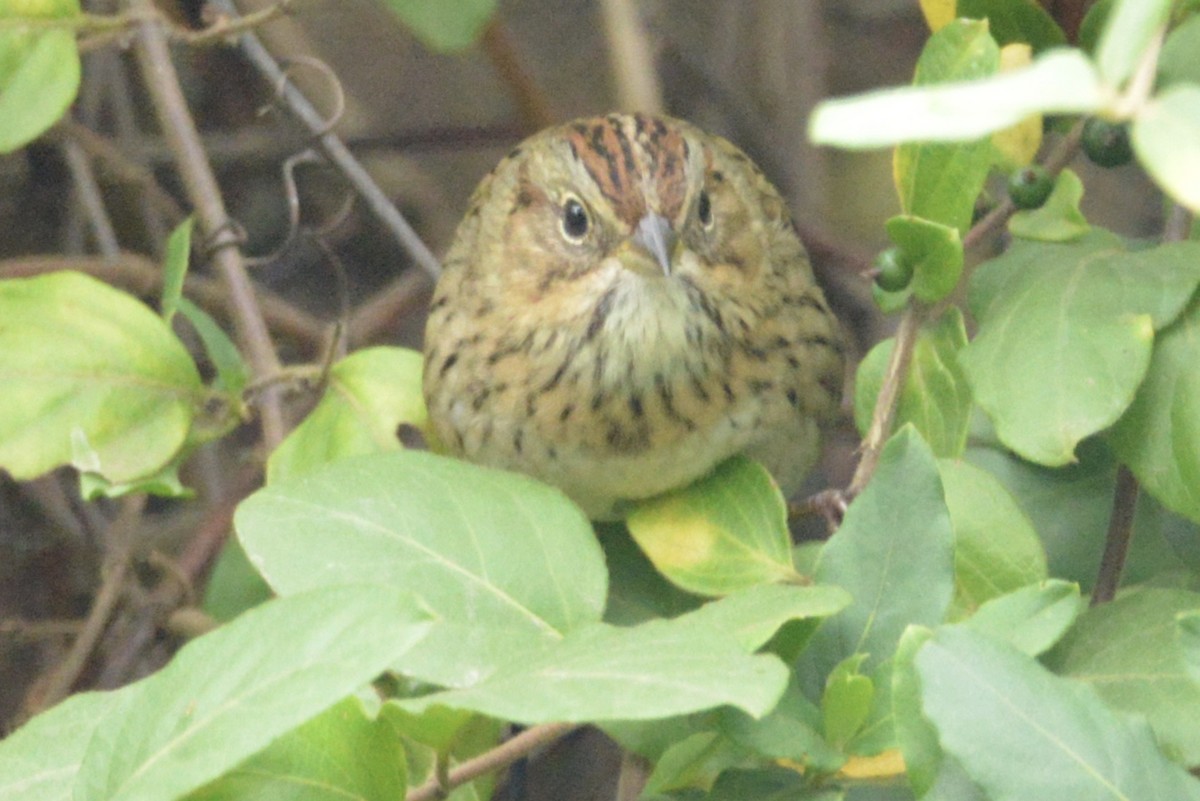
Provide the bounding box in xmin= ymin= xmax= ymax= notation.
xmin=204 ymin=0 xmax=443 ymax=281
xmin=599 ymin=0 xmax=663 ymax=114
xmin=126 ymin=0 xmax=286 ymax=447
xmin=480 ymin=18 xmax=555 ymax=132
xmin=1091 ymin=465 xmax=1138 ymax=606
xmin=406 ymin=723 xmax=577 ymax=801
xmin=847 ymin=120 xmax=1087 ymax=496
xmin=21 ymin=495 xmax=146 ymax=718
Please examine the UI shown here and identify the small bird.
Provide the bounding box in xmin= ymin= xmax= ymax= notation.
xmin=423 ymin=113 xmax=843 ymax=520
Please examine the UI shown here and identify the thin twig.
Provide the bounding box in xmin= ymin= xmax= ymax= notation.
xmin=406 ymin=723 xmax=577 ymax=801
xmin=847 ymin=304 xmax=924 ymax=497
xmin=204 ymin=0 xmax=442 ymax=280
xmin=127 ymin=0 xmax=286 ymax=446
xmin=479 ymin=18 xmax=555 ymax=132
xmin=599 ymin=0 xmax=663 ymax=114
xmin=846 ymin=121 xmax=1087 ymax=495
xmin=62 ymin=134 xmax=121 ymax=258
xmin=21 ymin=495 xmax=146 ymax=717
xmin=183 ymin=0 xmax=296 ymax=46
xmin=347 ymin=268 xmax=433 ymax=346
xmin=0 ymin=619 xmax=85 ymax=639
xmin=1091 ymin=465 xmax=1138 ymax=606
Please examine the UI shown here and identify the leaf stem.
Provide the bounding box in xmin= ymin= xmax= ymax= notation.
xmin=406 ymin=722 xmax=577 ymax=801
xmin=127 ymin=0 xmax=287 ymax=447
xmin=1091 ymin=465 xmax=1138 ymax=606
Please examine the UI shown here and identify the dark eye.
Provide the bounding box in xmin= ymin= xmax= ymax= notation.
xmin=560 ymin=197 xmax=590 ymax=242
xmin=697 ymin=190 xmax=713 ymax=229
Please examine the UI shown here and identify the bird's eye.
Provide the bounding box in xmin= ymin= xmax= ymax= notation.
xmin=560 ymin=196 xmax=590 ymax=242
xmin=697 ymin=190 xmax=714 ymax=230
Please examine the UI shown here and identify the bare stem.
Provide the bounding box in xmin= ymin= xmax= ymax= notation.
xmin=599 ymin=0 xmax=663 ymax=114
xmin=127 ymin=0 xmax=286 ymax=447
xmin=406 ymin=723 xmax=577 ymax=801
xmin=203 ymin=0 xmax=443 ymax=280
xmin=847 ymin=303 xmax=924 ymax=497
xmin=1091 ymin=465 xmax=1139 ymax=606
xmin=480 ymin=18 xmax=555 ymax=132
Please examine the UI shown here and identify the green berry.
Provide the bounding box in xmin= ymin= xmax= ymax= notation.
xmin=1081 ymin=118 xmax=1133 ymax=168
xmin=874 ymin=247 xmax=913 ymax=293
xmin=1008 ymin=165 xmax=1054 ymax=210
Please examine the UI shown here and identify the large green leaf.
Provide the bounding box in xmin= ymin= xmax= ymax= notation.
xmin=396 ymin=616 xmax=788 ymax=723
xmin=185 ymin=697 xmax=406 ymax=801
xmin=917 ymin=626 xmax=1200 ymax=801
xmin=964 ymin=580 xmax=1082 ymax=656
xmin=267 ymin=347 xmax=427 ymax=483
xmin=626 ymin=457 xmax=800 ymax=596
xmin=236 ymin=450 xmax=605 ymax=687
xmin=0 ymin=691 xmax=124 ymax=801
xmin=1133 ymin=85 xmax=1200 ymax=214
xmin=73 ymin=586 xmax=432 ymax=801
xmin=855 ymin=308 xmax=972 ymax=458
xmin=1111 ymin=295 xmax=1200 ymax=523
xmin=962 ymin=231 xmax=1200 ymax=466
xmin=1044 ymin=588 xmax=1200 ymax=766
xmin=938 ymin=459 xmax=1046 ymax=618
xmin=0 ymin=0 xmax=81 ymax=153
xmin=893 ymin=20 xmax=1000 ymax=233
xmin=0 ymin=271 xmax=203 ymax=483
xmin=810 ymin=49 xmax=1104 ymax=149
xmin=802 ymin=427 xmax=955 ymax=678
xmin=1158 ymin=14 xmax=1200 ymax=89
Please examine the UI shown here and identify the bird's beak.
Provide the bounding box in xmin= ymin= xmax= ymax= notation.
xmin=621 ymin=212 xmax=677 ymax=277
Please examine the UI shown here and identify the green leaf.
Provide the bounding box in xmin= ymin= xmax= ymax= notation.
xmin=642 ymin=731 xmax=748 ymax=796
xmin=201 ymin=537 xmax=273 ymax=623
xmin=885 ymin=215 xmax=963 ymax=302
xmin=236 ymin=450 xmax=606 ymax=687
xmin=957 ymin=0 xmax=1067 ymax=51
xmin=0 ymin=271 xmax=203 ymax=483
xmin=176 ymin=298 xmax=250 ymax=397
xmin=377 ymin=0 xmax=496 ymax=51
xmin=79 ymin=459 xmax=190 ymax=500
xmin=855 ymin=307 xmax=972 ymax=458
xmin=916 ymin=625 xmax=1200 ymax=801
xmin=160 ymin=218 xmax=192 ymax=324
xmin=1133 ymin=84 xmax=1200 ymax=214
xmin=626 ymin=457 xmax=800 ymax=596
xmin=962 ymin=232 xmax=1200 ymax=465
xmin=821 ymin=654 xmax=874 ymax=748
xmin=185 ymin=697 xmax=406 ymax=801
xmin=938 ymin=459 xmax=1046 ymax=618
xmin=0 ymin=690 xmax=124 ymax=801
xmin=1094 ymin=0 xmax=1173 ymax=86
xmin=704 ymin=767 xmax=820 ymax=801
xmin=1180 ymin=609 xmax=1200 ymax=684
xmin=381 ymin=706 xmax=501 ymax=801
xmin=893 ymin=20 xmax=1000 ymax=233
xmin=718 ymin=676 xmax=843 ymax=773
xmin=1158 ymin=14 xmax=1200 ymax=89
xmin=678 ymin=583 xmax=851 ymax=652
xmin=601 ymin=524 xmax=703 ymax=626
xmin=892 ymin=626 xmax=943 ymax=798
xmin=1044 ymin=587 xmax=1200 ymax=766
xmin=396 ymin=616 xmax=788 ymax=723
xmin=802 ymin=427 xmax=955 ymax=677
xmin=1008 ymin=168 xmax=1090 ymax=242
xmin=1111 ymin=295 xmax=1200 ymax=523
xmin=964 ymin=579 xmax=1082 ymax=655
xmin=811 ymin=49 xmax=1104 ymax=149
xmin=267 ymin=347 xmax=427 ymax=483
xmin=73 ymin=585 xmax=433 ymax=801
xmin=0 ymin=18 xmax=79 ymax=153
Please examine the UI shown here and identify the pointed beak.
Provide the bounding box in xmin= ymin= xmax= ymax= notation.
xmin=626 ymin=212 xmax=677 ymax=277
